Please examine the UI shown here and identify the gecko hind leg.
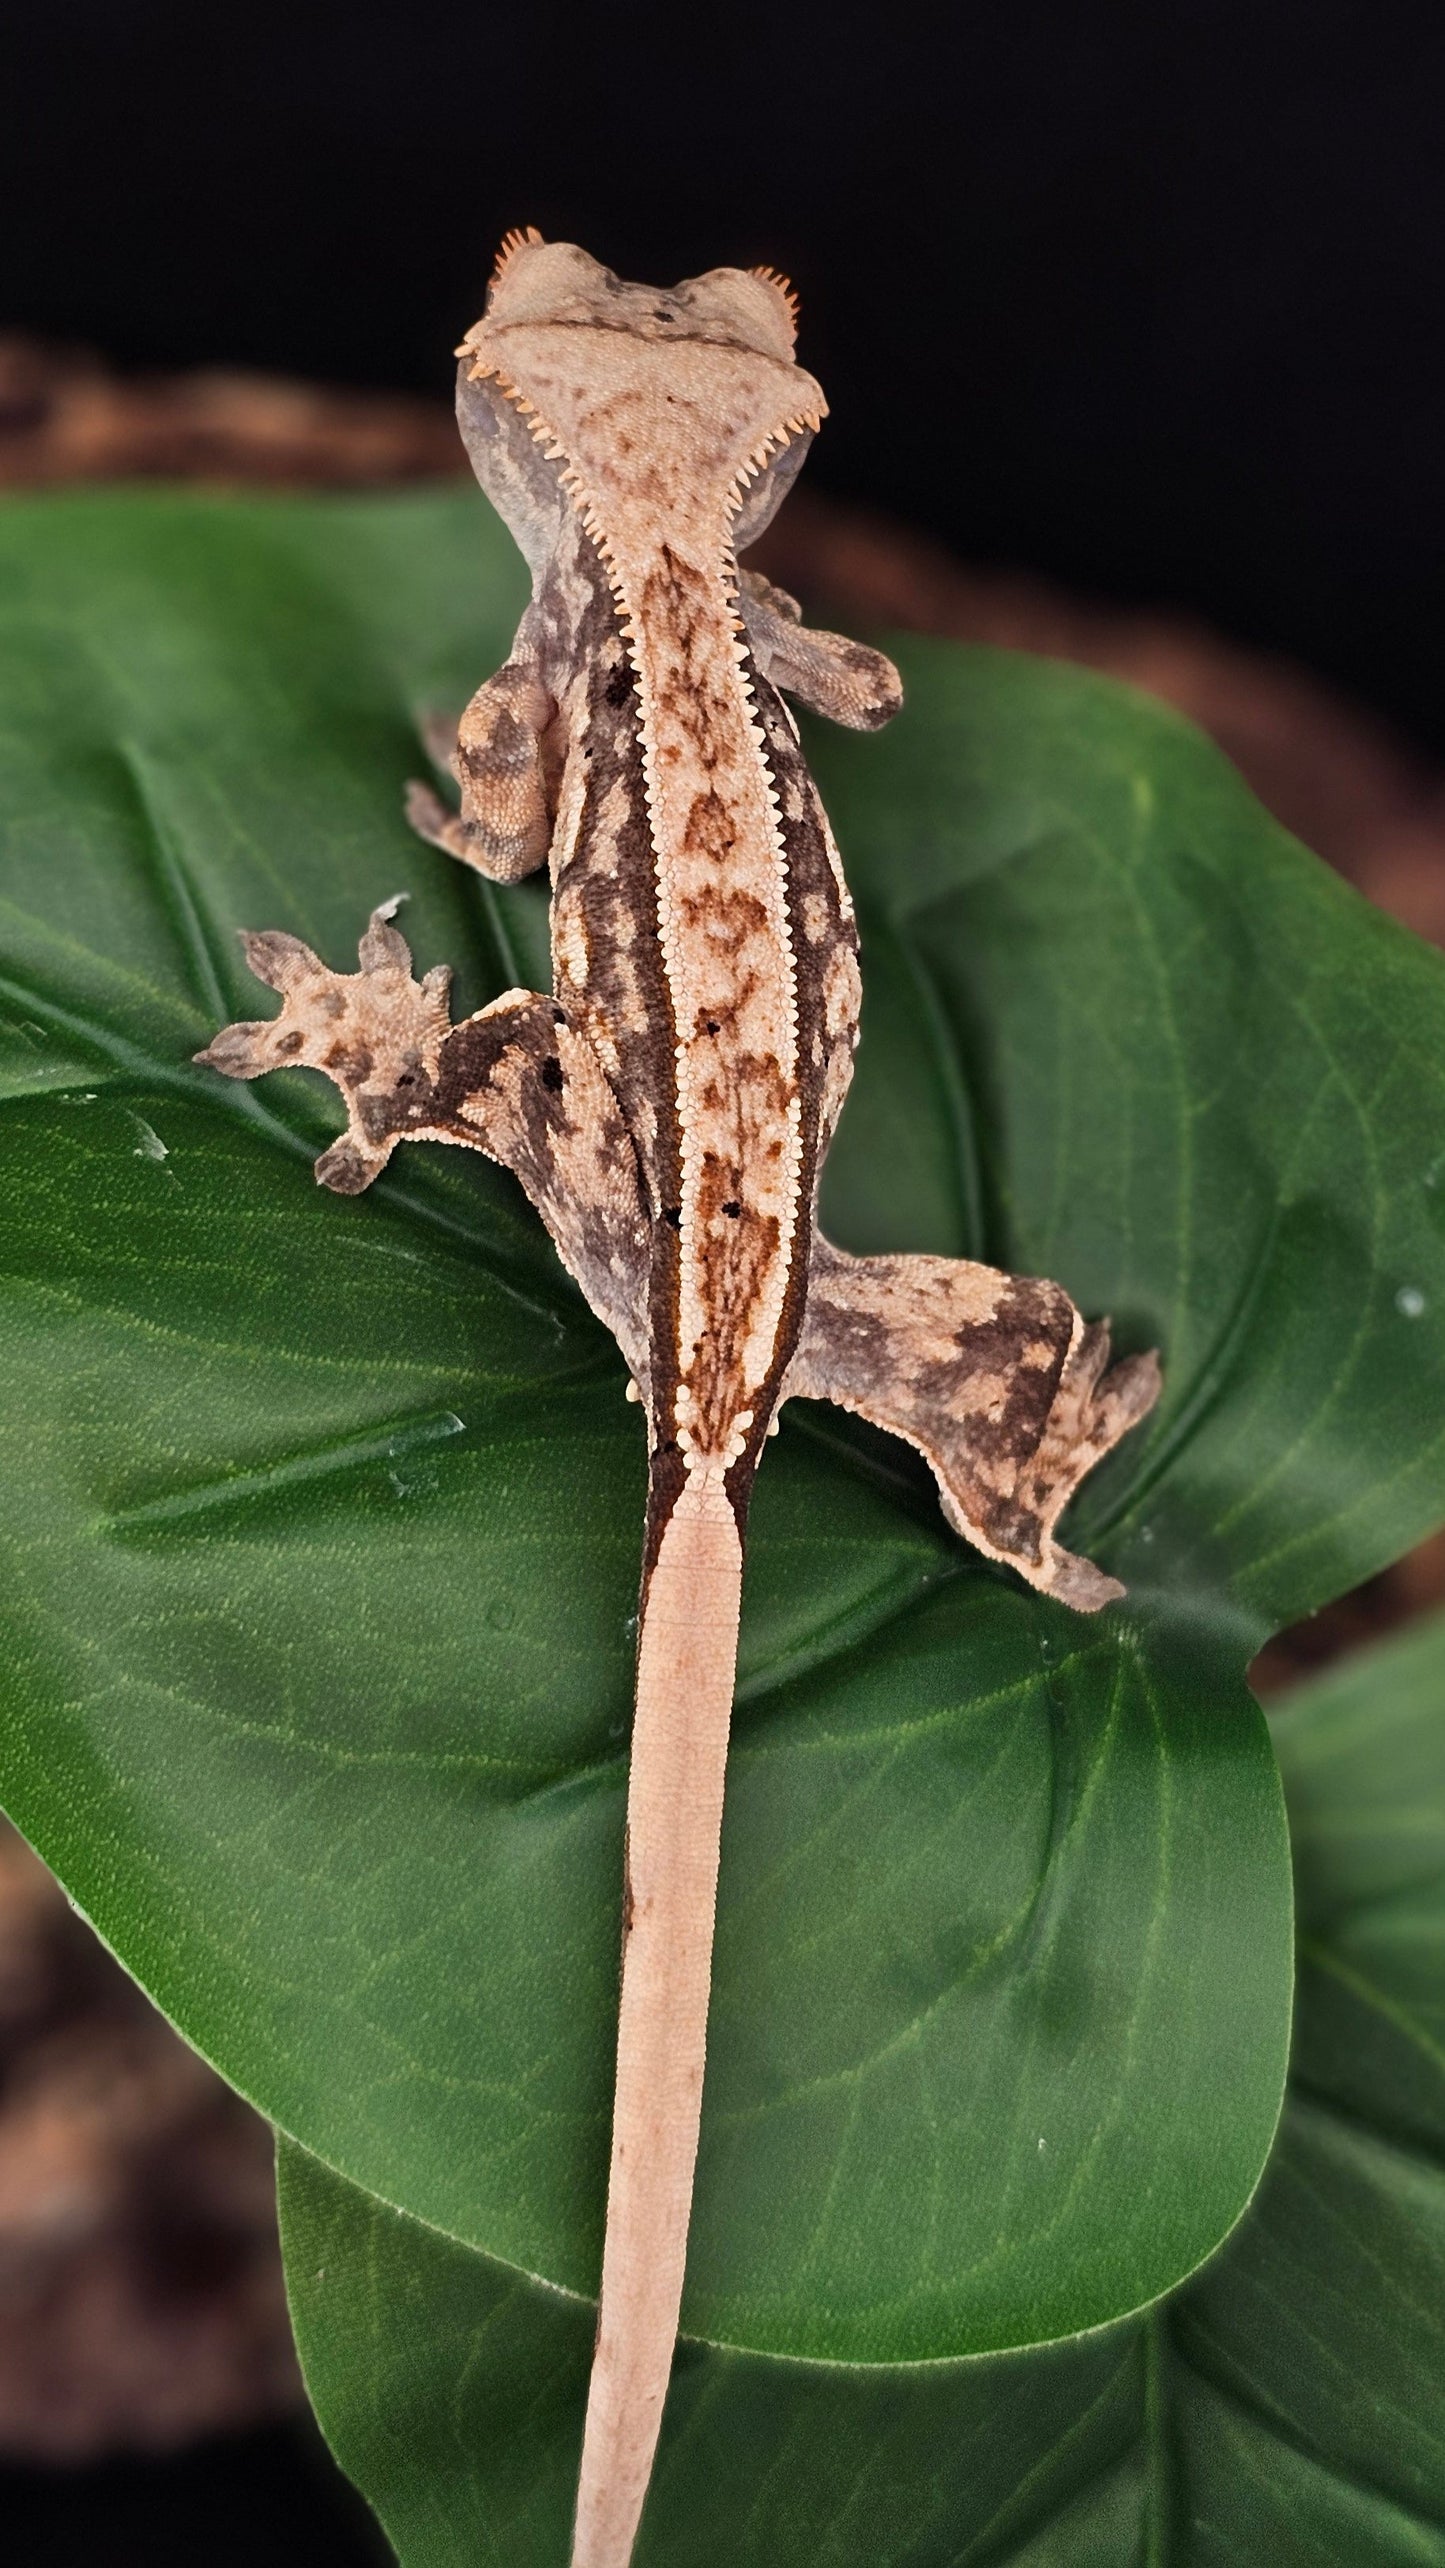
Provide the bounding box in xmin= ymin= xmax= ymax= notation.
xmin=405 ymin=658 xmax=558 ymax=882
xmin=196 ymin=903 xmax=650 ymax=1381
xmin=787 ymin=1234 xmax=1160 ymax=1610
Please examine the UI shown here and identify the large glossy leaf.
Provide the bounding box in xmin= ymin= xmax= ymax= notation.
xmin=1 ymin=491 xmax=1443 ymax=2359
xmin=283 ymin=1603 xmax=1445 ymax=2565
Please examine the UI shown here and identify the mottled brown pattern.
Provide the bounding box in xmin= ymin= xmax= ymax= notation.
xmin=408 ymin=660 xmax=556 ymax=879
xmin=789 ymin=1238 xmax=1161 ymax=1609
xmin=640 ymin=550 xmax=740 ymax=765
xmin=607 ymin=536 xmax=806 ymax=1464
xmin=543 ymin=536 xmax=684 ymax=1218
xmin=537 ymin=529 xmax=693 ymax=1427
xmin=740 ymin=569 xmax=903 ymax=733
xmin=197 ymin=909 xmax=651 ymax=1381
xmin=749 ymin=668 xmax=861 ymax=1160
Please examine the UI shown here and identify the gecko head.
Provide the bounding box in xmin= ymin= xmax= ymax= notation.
xmin=455 ymin=233 xmax=824 ymax=548
xmin=471 ymin=229 xmax=803 ymax=366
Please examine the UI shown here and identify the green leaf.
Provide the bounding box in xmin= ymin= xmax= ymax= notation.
xmin=1 ymin=489 xmax=1442 ymax=2363
xmin=282 ymin=1603 xmax=1445 ymax=2565
xmin=812 ymin=654 xmax=1445 ymax=1629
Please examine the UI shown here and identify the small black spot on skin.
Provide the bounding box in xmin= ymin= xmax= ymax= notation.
xmin=552 ymin=1006 xmax=567 ymax=1025
xmin=661 ymin=1206 xmax=681 ymax=1230
xmin=541 ymin=1054 xmax=565 ymax=1092
xmin=604 ymin=661 xmax=634 ymax=709
xmin=705 ymin=1020 xmax=719 ymax=1036
xmin=722 ymin=1200 xmax=741 ymax=1218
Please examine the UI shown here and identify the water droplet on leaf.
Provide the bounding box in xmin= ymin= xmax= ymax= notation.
xmin=126 ymin=1113 xmax=169 ymax=1163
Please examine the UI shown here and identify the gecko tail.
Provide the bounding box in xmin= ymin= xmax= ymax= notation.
xmin=570 ymin=1470 xmax=745 ymax=2568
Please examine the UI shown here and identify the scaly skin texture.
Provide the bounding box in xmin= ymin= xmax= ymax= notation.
xmin=198 ymin=232 xmax=1161 ymax=2568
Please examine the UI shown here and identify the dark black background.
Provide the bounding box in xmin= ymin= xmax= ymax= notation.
xmin=2 ymin=4 xmax=1442 ymax=2556
xmin=6 ymin=0 xmax=1445 ymax=749
xmin=0 ymin=2422 xmax=389 ymax=2567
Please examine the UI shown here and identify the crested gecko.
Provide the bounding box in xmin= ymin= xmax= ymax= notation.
xmin=199 ymin=232 xmax=1161 ymax=2568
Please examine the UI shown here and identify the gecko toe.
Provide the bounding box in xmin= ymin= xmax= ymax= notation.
xmin=1041 ymin=1551 xmax=1127 ymax=1614
xmin=314 ymin=1136 xmax=383 ymax=1194
xmin=404 ymin=778 xmax=454 ymax=848
xmin=193 ymin=1021 xmax=272 ymax=1079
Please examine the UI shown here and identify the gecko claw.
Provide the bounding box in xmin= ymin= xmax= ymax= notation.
xmin=418 ymin=707 xmax=462 ymax=775
xmin=192 ymin=1020 xmax=274 ymax=1079
xmin=314 ymin=1135 xmax=386 ymax=1195
xmin=404 ymin=777 xmax=455 ymax=850
xmin=357 ymin=899 xmax=414 ymax=973
xmin=237 ymin=927 xmax=325 ymax=993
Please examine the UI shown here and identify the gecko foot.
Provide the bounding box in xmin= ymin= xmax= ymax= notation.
xmin=739 ymin=568 xmax=903 ymax=731
xmin=404 ymin=660 xmax=556 ymax=883
xmin=194 ymin=902 xmax=453 ymax=1193
xmin=788 ymin=1237 xmax=1160 ymax=1611
xmin=196 ymin=902 xmax=652 ymax=1370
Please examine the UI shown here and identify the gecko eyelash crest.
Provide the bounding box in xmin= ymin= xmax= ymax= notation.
xmin=197 ymin=235 xmax=1161 ymax=2568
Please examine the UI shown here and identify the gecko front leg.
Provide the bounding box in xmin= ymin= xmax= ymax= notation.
xmin=196 ymin=903 xmax=650 ymax=1381
xmin=739 ymin=567 xmax=903 ymax=732
xmin=787 ymin=1233 xmax=1161 ymax=1609
xmin=405 ymin=657 xmax=558 ymax=882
